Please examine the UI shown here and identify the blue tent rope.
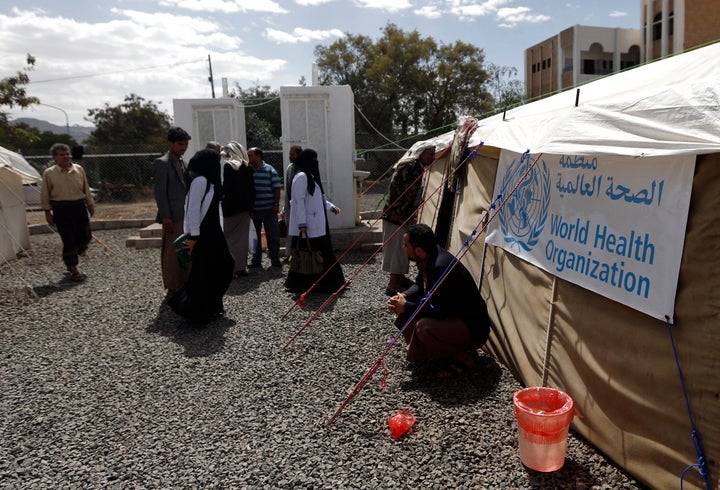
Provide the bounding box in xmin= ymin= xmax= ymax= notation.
xmin=665 ymin=316 xmax=710 ymax=490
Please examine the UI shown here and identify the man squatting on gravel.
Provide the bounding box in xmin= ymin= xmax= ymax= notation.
xmin=386 ymin=224 xmax=491 ymax=378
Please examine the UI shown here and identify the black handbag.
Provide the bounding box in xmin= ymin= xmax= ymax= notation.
xmin=289 ymin=234 xmax=323 ymax=275
xmin=278 ymin=214 xmax=288 ymax=238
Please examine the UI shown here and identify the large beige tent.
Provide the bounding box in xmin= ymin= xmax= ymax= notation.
xmin=0 ymin=146 xmax=42 ymax=263
xmin=412 ymin=42 xmax=720 ymax=490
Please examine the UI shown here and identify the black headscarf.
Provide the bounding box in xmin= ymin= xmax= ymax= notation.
xmin=293 ymin=148 xmax=324 ymax=198
xmin=187 ymin=148 xmax=223 ymax=199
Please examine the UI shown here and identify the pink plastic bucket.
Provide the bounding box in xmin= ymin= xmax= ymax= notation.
xmin=513 ymin=387 xmax=575 ymax=472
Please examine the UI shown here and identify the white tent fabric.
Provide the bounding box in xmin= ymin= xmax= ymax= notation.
xmin=409 ymin=41 xmax=720 ymax=159
xmin=409 ymin=42 xmax=720 ymax=489
xmin=0 ymin=146 xmax=42 ymax=262
xmin=0 ymin=146 xmax=42 ymax=184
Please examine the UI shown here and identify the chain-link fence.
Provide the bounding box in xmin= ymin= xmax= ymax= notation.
xmin=20 ymin=130 xmax=444 ymax=202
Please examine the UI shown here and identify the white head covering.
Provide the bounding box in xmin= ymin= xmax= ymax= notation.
xmin=223 ymin=141 xmax=249 ymax=170
xmin=395 ymin=142 xmax=435 ymax=167
xmin=410 ymin=143 xmax=435 ymax=159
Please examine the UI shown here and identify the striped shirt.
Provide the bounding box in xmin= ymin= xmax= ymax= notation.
xmin=253 ymin=162 xmax=281 ymax=211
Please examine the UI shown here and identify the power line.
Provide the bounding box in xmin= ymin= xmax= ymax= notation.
xmin=28 ymin=59 xmax=206 ymax=84
xmin=239 ymin=96 xmax=280 ymax=108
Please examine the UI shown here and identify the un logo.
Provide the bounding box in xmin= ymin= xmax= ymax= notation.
xmin=497 ymin=156 xmax=551 ymax=252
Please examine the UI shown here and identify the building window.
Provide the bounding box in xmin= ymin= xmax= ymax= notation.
xmin=583 ymin=59 xmax=595 ymax=75
xmin=547 ymin=58 xmax=552 ymax=68
xmin=669 ymin=11 xmax=674 ymax=36
xmin=652 ymin=12 xmax=662 ymax=41
xmin=621 ymin=45 xmax=641 ymax=70
xmin=532 ymin=64 xmax=536 ymax=73
xmin=542 ymin=60 xmax=546 ymax=70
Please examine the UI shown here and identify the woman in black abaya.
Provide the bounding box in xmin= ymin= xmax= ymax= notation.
xmin=168 ymin=148 xmax=234 ymax=322
xmin=284 ymin=149 xmax=345 ymax=294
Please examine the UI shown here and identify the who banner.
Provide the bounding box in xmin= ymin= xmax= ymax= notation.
xmin=485 ymin=150 xmax=695 ymax=322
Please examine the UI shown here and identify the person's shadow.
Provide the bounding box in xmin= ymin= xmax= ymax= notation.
xmin=147 ymin=302 xmax=233 ymax=357
xmin=400 ymin=352 xmax=503 ymax=406
xmin=29 ymin=273 xmax=86 ymax=299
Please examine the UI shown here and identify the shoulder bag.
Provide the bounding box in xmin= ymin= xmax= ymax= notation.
xmin=289 ymin=233 xmax=324 ymax=275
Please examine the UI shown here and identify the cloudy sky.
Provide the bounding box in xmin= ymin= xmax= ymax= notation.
xmin=2 ymin=1 xmax=639 ymax=128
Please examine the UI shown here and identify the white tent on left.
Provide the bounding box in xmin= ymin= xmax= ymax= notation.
xmin=0 ymin=145 xmax=42 ymax=262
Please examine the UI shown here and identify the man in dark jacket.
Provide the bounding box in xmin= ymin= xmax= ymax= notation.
xmin=153 ymin=127 xmax=191 ymax=296
xmin=387 ymin=223 xmax=490 ymax=377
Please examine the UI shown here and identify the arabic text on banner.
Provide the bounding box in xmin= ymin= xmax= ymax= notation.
xmin=485 ymin=150 xmax=695 ymax=322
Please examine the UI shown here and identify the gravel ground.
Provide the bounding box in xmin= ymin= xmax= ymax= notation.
xmin=0 ymin=229 xmax=647 ymax=489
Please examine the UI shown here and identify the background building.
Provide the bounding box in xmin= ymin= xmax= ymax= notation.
xmin=526 ymin=0 xmax=720 ymax=100
xmin=642 ymin=0 xmax=720 ymax=62
xmin=525 ymin=25 xmax=641 ymax=100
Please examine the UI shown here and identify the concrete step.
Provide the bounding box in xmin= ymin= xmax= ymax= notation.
xmin=126 ymin=219 xmax=384 ymax=252
xmin=28 ymin=218 xmax=156 ymax=235
xmin=125 ymin=236 xmax=162 ymax=249
xmin=140 ymin=223 xmax=163 ymax=238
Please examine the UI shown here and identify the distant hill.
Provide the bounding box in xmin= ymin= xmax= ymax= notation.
xmin=11 ymin=117 xmax=94 ymax=144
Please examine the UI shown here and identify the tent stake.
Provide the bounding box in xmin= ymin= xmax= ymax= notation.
xmin=575 ymin=88 xmax=580 ymax=107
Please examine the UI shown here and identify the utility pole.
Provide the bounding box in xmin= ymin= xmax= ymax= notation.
xmin=208 ymin=54 xmax=216 ymax=98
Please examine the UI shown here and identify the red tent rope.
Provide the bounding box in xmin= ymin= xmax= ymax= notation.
xmin=283 ymin=144 xmax=483 ymax=348
xmin=281 ymin=147 xmax=449 ymax=319
xmin=325 ymin=150 xmax=542 ymax=427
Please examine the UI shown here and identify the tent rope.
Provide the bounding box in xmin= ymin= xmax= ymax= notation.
xmin=0 ymin=215 xmax=35 ymax=259
xmin=282 ymin=145 xmax=480 ymax=345
xmin=0 ymin=253 xmax=39 ymax=299
xmin=325 ymin=150 xmax=542 ymax=426
xmin=665 ymin=316 xmax=710 ymax=490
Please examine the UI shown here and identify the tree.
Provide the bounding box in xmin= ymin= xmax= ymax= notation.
xmin=85 ymin=94 xmax=171 ymax=146
xmin=486 ymin=63 xmax=525 ymax=111
xmin=314 ymin=24 xmax=493 ymax=137
xmin=1 ymin=119 xmax=77 ymax=151
xmin=0 ymin=54 xmax=41 ymax=149
xmin=84 ymin=94 xmax=171 ymax=188
xmin=231 ymin=84 xmax=281 ymax=148
xmin=0 ymin=54 xmax=39 ymax=110
xmin=0 ymin=115 xmax=39 ymax=150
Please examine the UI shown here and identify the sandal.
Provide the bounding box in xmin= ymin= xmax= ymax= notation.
xmin=436 ymin=359 xmax=468 ymax=379
xmin=70 ymin=272 xmax=84 ymax=282
xmin=436 ymin=352 xmax=476 ymax=379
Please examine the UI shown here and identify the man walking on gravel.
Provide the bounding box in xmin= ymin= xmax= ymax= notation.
xmin=40 ymin=143 xmax=95 ymax=282
xmin=153 ymin=127 xmax=191 ymax=296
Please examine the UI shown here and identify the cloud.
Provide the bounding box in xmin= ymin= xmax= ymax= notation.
xmin=496 ymin=6 xmax=550 ymax=28
xmin=610 ymin=10 xmax=627 ymax=18
xmin=295 ymin=0 xmax=334 ymax=5
xmin=444 ymin=1 xmax=548 ymax=27
xmin=0 ymin=8 xmax=288 ymax=126
xmin=266 ymin=27 xmax=345 ymax=44
xmin=448 ymin=0 xmax=513 ymax=17
xmin=354 ymin=0 xmax=411 ymax=12
xmin=158 ymin=0 xmax=288 ymax=14
xmin=415 ymin=5 xmax=443 ymax=19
